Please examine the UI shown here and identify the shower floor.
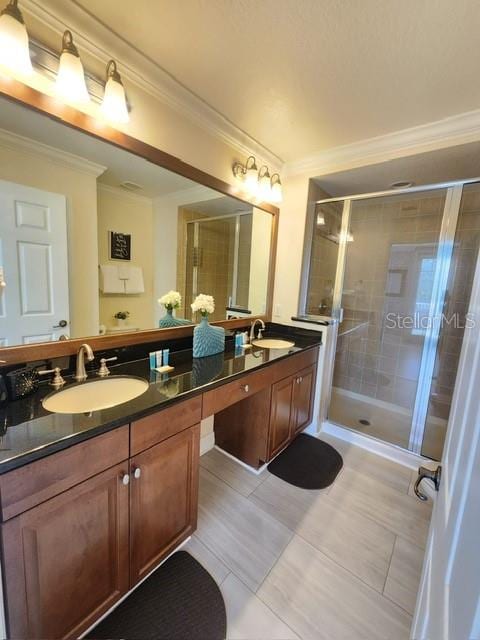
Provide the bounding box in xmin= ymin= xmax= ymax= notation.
xmin=329 ymin=388 xmax=446 ymax=460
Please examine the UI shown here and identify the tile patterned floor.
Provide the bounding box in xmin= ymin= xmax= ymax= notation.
xmin=185 ymin=434 xmax=432 ymax=640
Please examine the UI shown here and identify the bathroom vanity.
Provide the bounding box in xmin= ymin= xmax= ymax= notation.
xmin=0 ymin=327 xmax=320 ymax=639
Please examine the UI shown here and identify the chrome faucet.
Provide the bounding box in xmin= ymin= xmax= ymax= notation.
xmin=75 ymin=343 xmax=94 ymax=382
xmin=249 ymin=319 xmax=265 ymax=342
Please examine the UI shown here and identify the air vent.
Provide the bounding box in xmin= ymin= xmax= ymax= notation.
xmin=120 ymin=181 xmax=143 ymax=192
xmin=390 ymin=180 xmax=414 ymax=189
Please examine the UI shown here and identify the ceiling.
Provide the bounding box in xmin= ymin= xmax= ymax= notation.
xmin=315 ymin=141 xmax=480 ymax=197
xmin=73 ymin=0 xmax=480 ymax=163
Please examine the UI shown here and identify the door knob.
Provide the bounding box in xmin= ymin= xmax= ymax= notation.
xmin=133 ymin=467 xmax=141 ymax=479
xmin=414 ymin=465 xmax=441 ymax=501
xmin=53 ymin=320 xmax=68 ymax=328
xmin=242 ymin=384 xmax=249 ymax=393
xmin=120 ymin=473 xmax=130 ymax=485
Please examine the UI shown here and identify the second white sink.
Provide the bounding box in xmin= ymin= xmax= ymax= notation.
xmin=252 ymin=338 xmax=295 ymax=350
xmin=42 ymin=376 xmax=149 ymax=414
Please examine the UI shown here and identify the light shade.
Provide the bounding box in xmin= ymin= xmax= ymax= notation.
xmin=0 ymin=0 xmax=32 ymax=77
xmin=55 ymin=30 xmax=89 ymax=104
xmin=270 ymin=174 xmax=282 ymax=203
xmin=244 ymin=156 xmax=258 ymax=195
xmin=258 ymin=166 xmax=271 ymax=201
xmin=102 ymin=60 xmax=129 ymax=124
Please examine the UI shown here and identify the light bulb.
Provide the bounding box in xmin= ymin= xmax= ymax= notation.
xmin=270 ymin=174 xmax=282 ymax=203
xmin=102 ymin=60 xmax=129 ymax=124
xmin=55 ymin=30 xmax=89 ymax=104
xmin=0 ymin=0 xmax=32 ymax=77
xmin=244 ymin=156 xmax=259 ymax=195
xmin=258 ymin=166 xmax=271 ymax=201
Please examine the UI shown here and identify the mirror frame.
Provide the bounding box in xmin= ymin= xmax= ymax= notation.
xmin=0 ymin=76 xmax=279 ymax=365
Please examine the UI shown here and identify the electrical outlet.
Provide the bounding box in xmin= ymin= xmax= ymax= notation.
xmin=274 ymin=304 xmax=282 ymax=317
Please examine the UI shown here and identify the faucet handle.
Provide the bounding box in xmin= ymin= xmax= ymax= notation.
xmin=98 ymin=357 xmax=118 ymax=377
xmin=39 ymin=367 xmax=66 ymax=389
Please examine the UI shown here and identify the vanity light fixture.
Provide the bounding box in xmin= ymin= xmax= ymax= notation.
xmin=101 ymin=59 xmax=129 ymax=124
xmin=55 ymin=30 xmax=90 ymax=104
xmin=233 ymin=156 xmax=282 ymax=203
xmin=0 ymin=0 xmax=32 ymax=77
xmin=270 ymin=173 xmax=283 ymax=203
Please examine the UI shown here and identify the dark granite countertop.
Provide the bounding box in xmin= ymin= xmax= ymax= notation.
xmin=0 ymin=324 xmax=322 ymax=473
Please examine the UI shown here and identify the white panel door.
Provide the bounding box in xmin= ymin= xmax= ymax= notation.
xmin=0 ymin=180 xmax=69 ymax=345
xmin=412 ymin=245 xmax=480 ymax=639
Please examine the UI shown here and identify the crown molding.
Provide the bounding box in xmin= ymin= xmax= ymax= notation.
xmin=21 ymin=0 xmax=284 ymax=172
xmin=284 ymin=108 xmax=480 ymax=177
xmin=0 ymin=127 xmax=106 ymax=177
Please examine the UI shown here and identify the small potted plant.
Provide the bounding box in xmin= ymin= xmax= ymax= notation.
xmin=191 ymin=294 xmax=225 ymax=358
xmin=158 ymin=290 xmax=191 ymax=328
xmin=114 ymin=310 xmax=130 ymax=327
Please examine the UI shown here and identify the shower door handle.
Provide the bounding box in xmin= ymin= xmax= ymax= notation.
xmin=414 ymin=465 xmax=441 ymax=501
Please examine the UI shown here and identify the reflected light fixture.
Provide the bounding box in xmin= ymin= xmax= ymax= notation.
xmin=0 ymin=0 xmax=32 ymax=76
xmin=55 ymin=30 xmax=90 ymax=104
xmin=316 ymin=212 xmax=325 ymax=226
xmin=233 ymin=156 xmax=282 ymax=203
xmin=270 ymin=173 xmax=283 ymax=203
xmin=102 ymin=59 xmax=129 ymax=124
xmin=258 ymin=165 xmax=271 ymax=201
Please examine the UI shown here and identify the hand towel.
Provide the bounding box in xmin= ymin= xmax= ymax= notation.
xmin=124 ymin=266 xmax=145 ymax=294
xmin=100 ymin=265 xmax=125 ymax=294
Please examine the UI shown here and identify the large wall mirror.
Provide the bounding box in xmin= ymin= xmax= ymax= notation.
xmin=0 ymin=95 xmax=275 ymax=350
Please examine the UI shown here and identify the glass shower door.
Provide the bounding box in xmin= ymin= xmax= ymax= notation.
xmin=329 ymin=189 xmax=450 ymax=451
xmin=421 ymin=182 xmax=480 ymax=458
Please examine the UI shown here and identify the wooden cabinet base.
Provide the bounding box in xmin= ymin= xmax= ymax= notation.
xmin=2 ymin=462 xmax=130 ymax=640
xmin=129 ymin=424 xmax=200 ymax=585
xmin=214 ymin=387 xmax=272 ymax=469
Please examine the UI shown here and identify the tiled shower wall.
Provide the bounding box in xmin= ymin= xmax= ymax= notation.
xmin=332 ymin=192 xmax=447 ymax=410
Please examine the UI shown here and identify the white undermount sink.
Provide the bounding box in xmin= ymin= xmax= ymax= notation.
xmin=42 ymin=376 xmax=149 ymax=414
xmin=252 ymin=338 xmax=295 ymax=350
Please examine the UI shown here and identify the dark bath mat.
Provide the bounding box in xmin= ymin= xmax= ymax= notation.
xmin=267 ymin=434 xmax=343 ymax=489
xmin=86 ymin=551 xmax=226 ymax=640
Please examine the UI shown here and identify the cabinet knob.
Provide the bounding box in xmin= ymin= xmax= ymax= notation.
xmin=133 ymin=467 xmax=141 ymax=479
xmin=121 ymin=473 xmax=130 ymax=485
xmin=242 ymin=384 xmax=249 ymax=393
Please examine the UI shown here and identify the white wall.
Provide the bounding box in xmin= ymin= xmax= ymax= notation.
xmin=248 ymin=208 xmax=272 ymax=315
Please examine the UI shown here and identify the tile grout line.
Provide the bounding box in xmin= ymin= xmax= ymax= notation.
xmin=382 ymin=534 xmax=398 ymax=594
xmin=249 ymin=535 xmax=304 ymax=640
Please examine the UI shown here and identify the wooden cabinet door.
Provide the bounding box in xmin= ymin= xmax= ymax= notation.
xmin=268 ymin=375 xmax=294 ymax=459
xmin=292 ymin=365 xmax=315 ymax=435
xmin=2 ymin=462 xmax=130 ymax=640
xmin=129 ymin=424 xmax=200 ymax=585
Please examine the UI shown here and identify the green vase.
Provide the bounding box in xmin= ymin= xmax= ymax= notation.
xmin=159 ymin=307 xmax=191 ymax=328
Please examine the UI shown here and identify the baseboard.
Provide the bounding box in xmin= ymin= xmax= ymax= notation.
xmin=321 ymin=420 xmax=428 ymax=470
xmin=213 ymin=445 xmax=267 ymax=475
xmin=200 ymin=432 xmax=215 ymax=456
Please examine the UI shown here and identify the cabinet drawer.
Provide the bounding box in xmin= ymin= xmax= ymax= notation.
xmin=271 ymin=347 xmax=318 ymax=383
xmin=130 ymin=396 xmax=202 ymax=455
xmin=0 ymin=426 xmax=129 ymax=521
xmin=202 ymin=367 xmax=272 ymax=417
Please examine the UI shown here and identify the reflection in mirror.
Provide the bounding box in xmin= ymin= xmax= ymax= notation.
xmin=0 ymin=96 xmax=273 ymax=347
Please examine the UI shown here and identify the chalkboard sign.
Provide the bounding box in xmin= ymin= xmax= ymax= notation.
xmin=109 ymin=231 xmax=131 ymax=261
